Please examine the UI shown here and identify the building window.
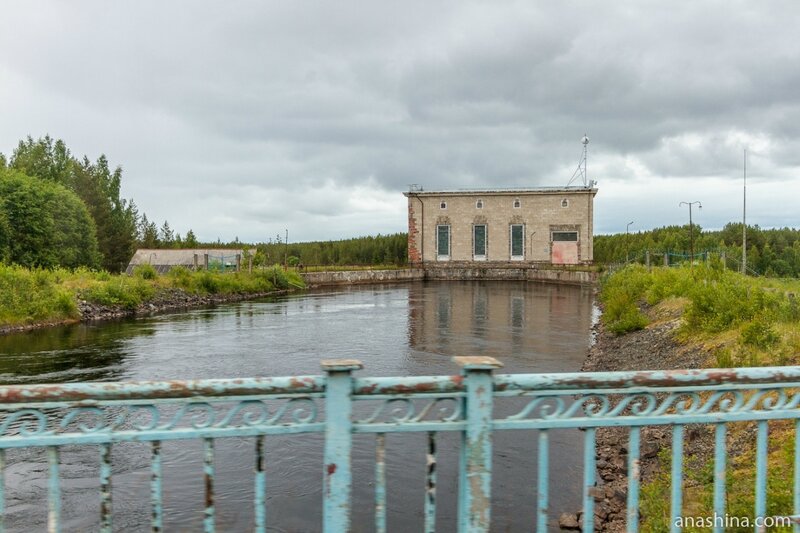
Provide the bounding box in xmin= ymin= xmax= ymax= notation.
xmin=473 ymin=224 xmax=487 ymax=260
xmin=561 ymin=198 xmax=569 ymax=208
xmin=552 ymin=231 xmax=578 ymax=242
xmin=440 ymin=201 xmax=447 ymax=209
xmin=510 ymin=224 xmax=524 ymax=259
xmin=436 ymin=225 xmax=451 ymax=260
xmin=513 ymin=198 xmax=521 ymax=208
xmin=476 ymin=199 xmax=483 ymax=209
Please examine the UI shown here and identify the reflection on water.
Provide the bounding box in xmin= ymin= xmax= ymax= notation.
xmin=0 ymin=281 xmax=594 ymax=531
xmin=0 ymin=321 xmax=157 ymax=384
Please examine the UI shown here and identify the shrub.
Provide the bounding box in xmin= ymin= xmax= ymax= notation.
xmin=133 ymin=264 xmax=158 ymax=280
xmin=83 ymin=276 xmax=155 ymax=309
xmin=166 ymin=266 xmax=193 ymax=289
xmin=739 ymin=319 xmax=779 ymax=349
xmin=0 ymin=264 xmax=79 ymax=325
xmin=599 ymin=265 xmax=650 ymax=334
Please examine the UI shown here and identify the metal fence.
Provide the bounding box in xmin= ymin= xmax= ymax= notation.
xmin=1 ymin=358 xmax=799 ymax=532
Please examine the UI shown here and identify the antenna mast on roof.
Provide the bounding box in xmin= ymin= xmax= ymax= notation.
xmin=567 ymin=134 xmax=591 ymax=187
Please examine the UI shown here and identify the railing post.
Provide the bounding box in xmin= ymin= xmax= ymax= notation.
xmin=454 ymin=356 xmax=503 ymax=533
xmin=321 ymin=359 xmax=363 ymax=533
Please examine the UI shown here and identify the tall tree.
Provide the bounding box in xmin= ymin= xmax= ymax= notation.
xmin=0 ymin=168 xmax=100 ymax=268
xmin=184 ymin=229 xmax=199 ymax=248
xmin=160 ymin=221 xmax=174 ymax=247
xmin=10 ymin=135 xmax=73 ymax=185
xmin=8 ymin=136 xmax=140 ymax=271
xmin=139 ymin=214 xmax=160 ymax=248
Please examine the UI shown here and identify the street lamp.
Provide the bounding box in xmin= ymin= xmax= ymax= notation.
xmin=626 ymin=221 xmax=634 ymax=262
xmin=678 ymin=201 xmax=702 ymax=264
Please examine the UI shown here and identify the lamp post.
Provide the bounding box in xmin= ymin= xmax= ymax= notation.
xmin=625 ymin=221 xmax=634 ymax=262
xmin=678 ymin=201 xmax=702 ymax=264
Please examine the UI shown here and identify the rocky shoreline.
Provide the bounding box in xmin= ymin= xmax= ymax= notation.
xmin=0 ymin=288 xmax=289 ymax=337
xmin=559 ymin=308 xmax=710 ymax=531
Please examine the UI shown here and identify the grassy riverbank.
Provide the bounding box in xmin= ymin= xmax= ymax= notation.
xmin=0 ymin=263 xmax=305 ymax=329
xmin=598 ymin=265 xmax=799 ymax=531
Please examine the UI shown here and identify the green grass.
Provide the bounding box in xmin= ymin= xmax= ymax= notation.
xmin=600 ymin=265 xmax=800 ymax=530
xmin=0 ymin=264 xmax=79 ymax=325
xmin=600 ymin=264 xmax=800 ymax=342
xmin=0 ymin=263 xmax=305 ymax=326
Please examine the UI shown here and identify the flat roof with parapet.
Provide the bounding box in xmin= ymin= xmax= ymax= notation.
xmin=403 ymin=185 xmax=597 ymax=197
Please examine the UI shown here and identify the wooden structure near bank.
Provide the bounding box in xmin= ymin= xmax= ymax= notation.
xmin=126 ymin=249 xmax=244 ymax=274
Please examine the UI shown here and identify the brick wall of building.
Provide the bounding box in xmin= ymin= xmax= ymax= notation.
xmin=407 ymin=199 xmax=422 ymax=264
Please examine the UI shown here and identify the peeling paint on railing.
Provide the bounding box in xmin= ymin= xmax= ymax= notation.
xmin=1 ymin=359 xmax=798 ymax=531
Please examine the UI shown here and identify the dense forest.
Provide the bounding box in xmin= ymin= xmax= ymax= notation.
xmin=595 ymin=224 xmax=800 ymax=277
xmin=255 ymin=233 xmax=408 ymax=267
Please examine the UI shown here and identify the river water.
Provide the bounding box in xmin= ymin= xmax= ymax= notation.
xmin=0 ymin=280 xmax=595 ymax=532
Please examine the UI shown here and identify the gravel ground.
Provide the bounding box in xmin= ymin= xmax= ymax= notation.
xmin=562 ymin=307 xmax=713 ymax=532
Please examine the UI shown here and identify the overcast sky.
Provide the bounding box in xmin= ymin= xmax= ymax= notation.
xmin=1 ymin=1 xmax=799 ymax=243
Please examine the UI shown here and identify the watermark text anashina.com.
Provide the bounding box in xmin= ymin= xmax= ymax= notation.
xmin=675 ymin=513 xmax=792 ymax=529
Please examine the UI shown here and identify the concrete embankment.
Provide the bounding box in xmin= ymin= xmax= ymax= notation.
xmin=301 ymin=268 xmax=425 ymax=286
xmin=302 ymin=265 xmax=598 ymax=287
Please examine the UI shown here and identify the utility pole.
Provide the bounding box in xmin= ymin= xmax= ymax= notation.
xmin=679 ymin=201 xmax=702 ymax=266
xmin=742 ymin=148 xmax=747 ymax=275
xmin=626 ymin=221 xmax=634 ymax=263
xmin=285 ymin=228 xmax=289 ymax=268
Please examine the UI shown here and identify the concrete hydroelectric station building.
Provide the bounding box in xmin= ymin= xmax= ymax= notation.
xmin=404 ymin=185 xmax=598 ymax=266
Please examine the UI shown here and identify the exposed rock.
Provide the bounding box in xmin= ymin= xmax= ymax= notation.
xmin=578 ymin=304 xmax=711 ymax=532
xmin=559 ymin=512 xmax=580 ymax=530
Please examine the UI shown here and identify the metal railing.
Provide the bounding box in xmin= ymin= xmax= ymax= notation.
xmin=1 ymin=359 xmax=800 ymax=532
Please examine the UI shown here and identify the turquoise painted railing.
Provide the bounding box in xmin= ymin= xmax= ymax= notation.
xmin=1 ymin=357 xmax=800 ymax=532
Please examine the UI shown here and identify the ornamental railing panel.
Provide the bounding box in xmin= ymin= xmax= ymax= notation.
xmin=1 ymin=358 xmax=799 ymax=532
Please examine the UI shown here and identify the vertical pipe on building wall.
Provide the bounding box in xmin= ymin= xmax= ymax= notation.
xmin=321 ymin=359 xmax=362 ymax=533
xmin=414 ymin=194 xmax=425 ymax=263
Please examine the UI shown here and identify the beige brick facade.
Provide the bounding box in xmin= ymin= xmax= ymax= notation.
xmin=404 ymin=187 xmax=597 ymax=265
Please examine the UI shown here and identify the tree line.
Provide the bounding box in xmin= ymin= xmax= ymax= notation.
xmin=595 ymin=223 xmax=800 ymax=277
xmin=0 ymin=136 xmax=198 ymax=271
xmin=255 ymin=233 xmax=408 ymax=266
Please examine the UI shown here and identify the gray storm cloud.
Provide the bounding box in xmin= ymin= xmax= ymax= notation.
xmin=1 ymin=1 xmax=799 ymax=241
